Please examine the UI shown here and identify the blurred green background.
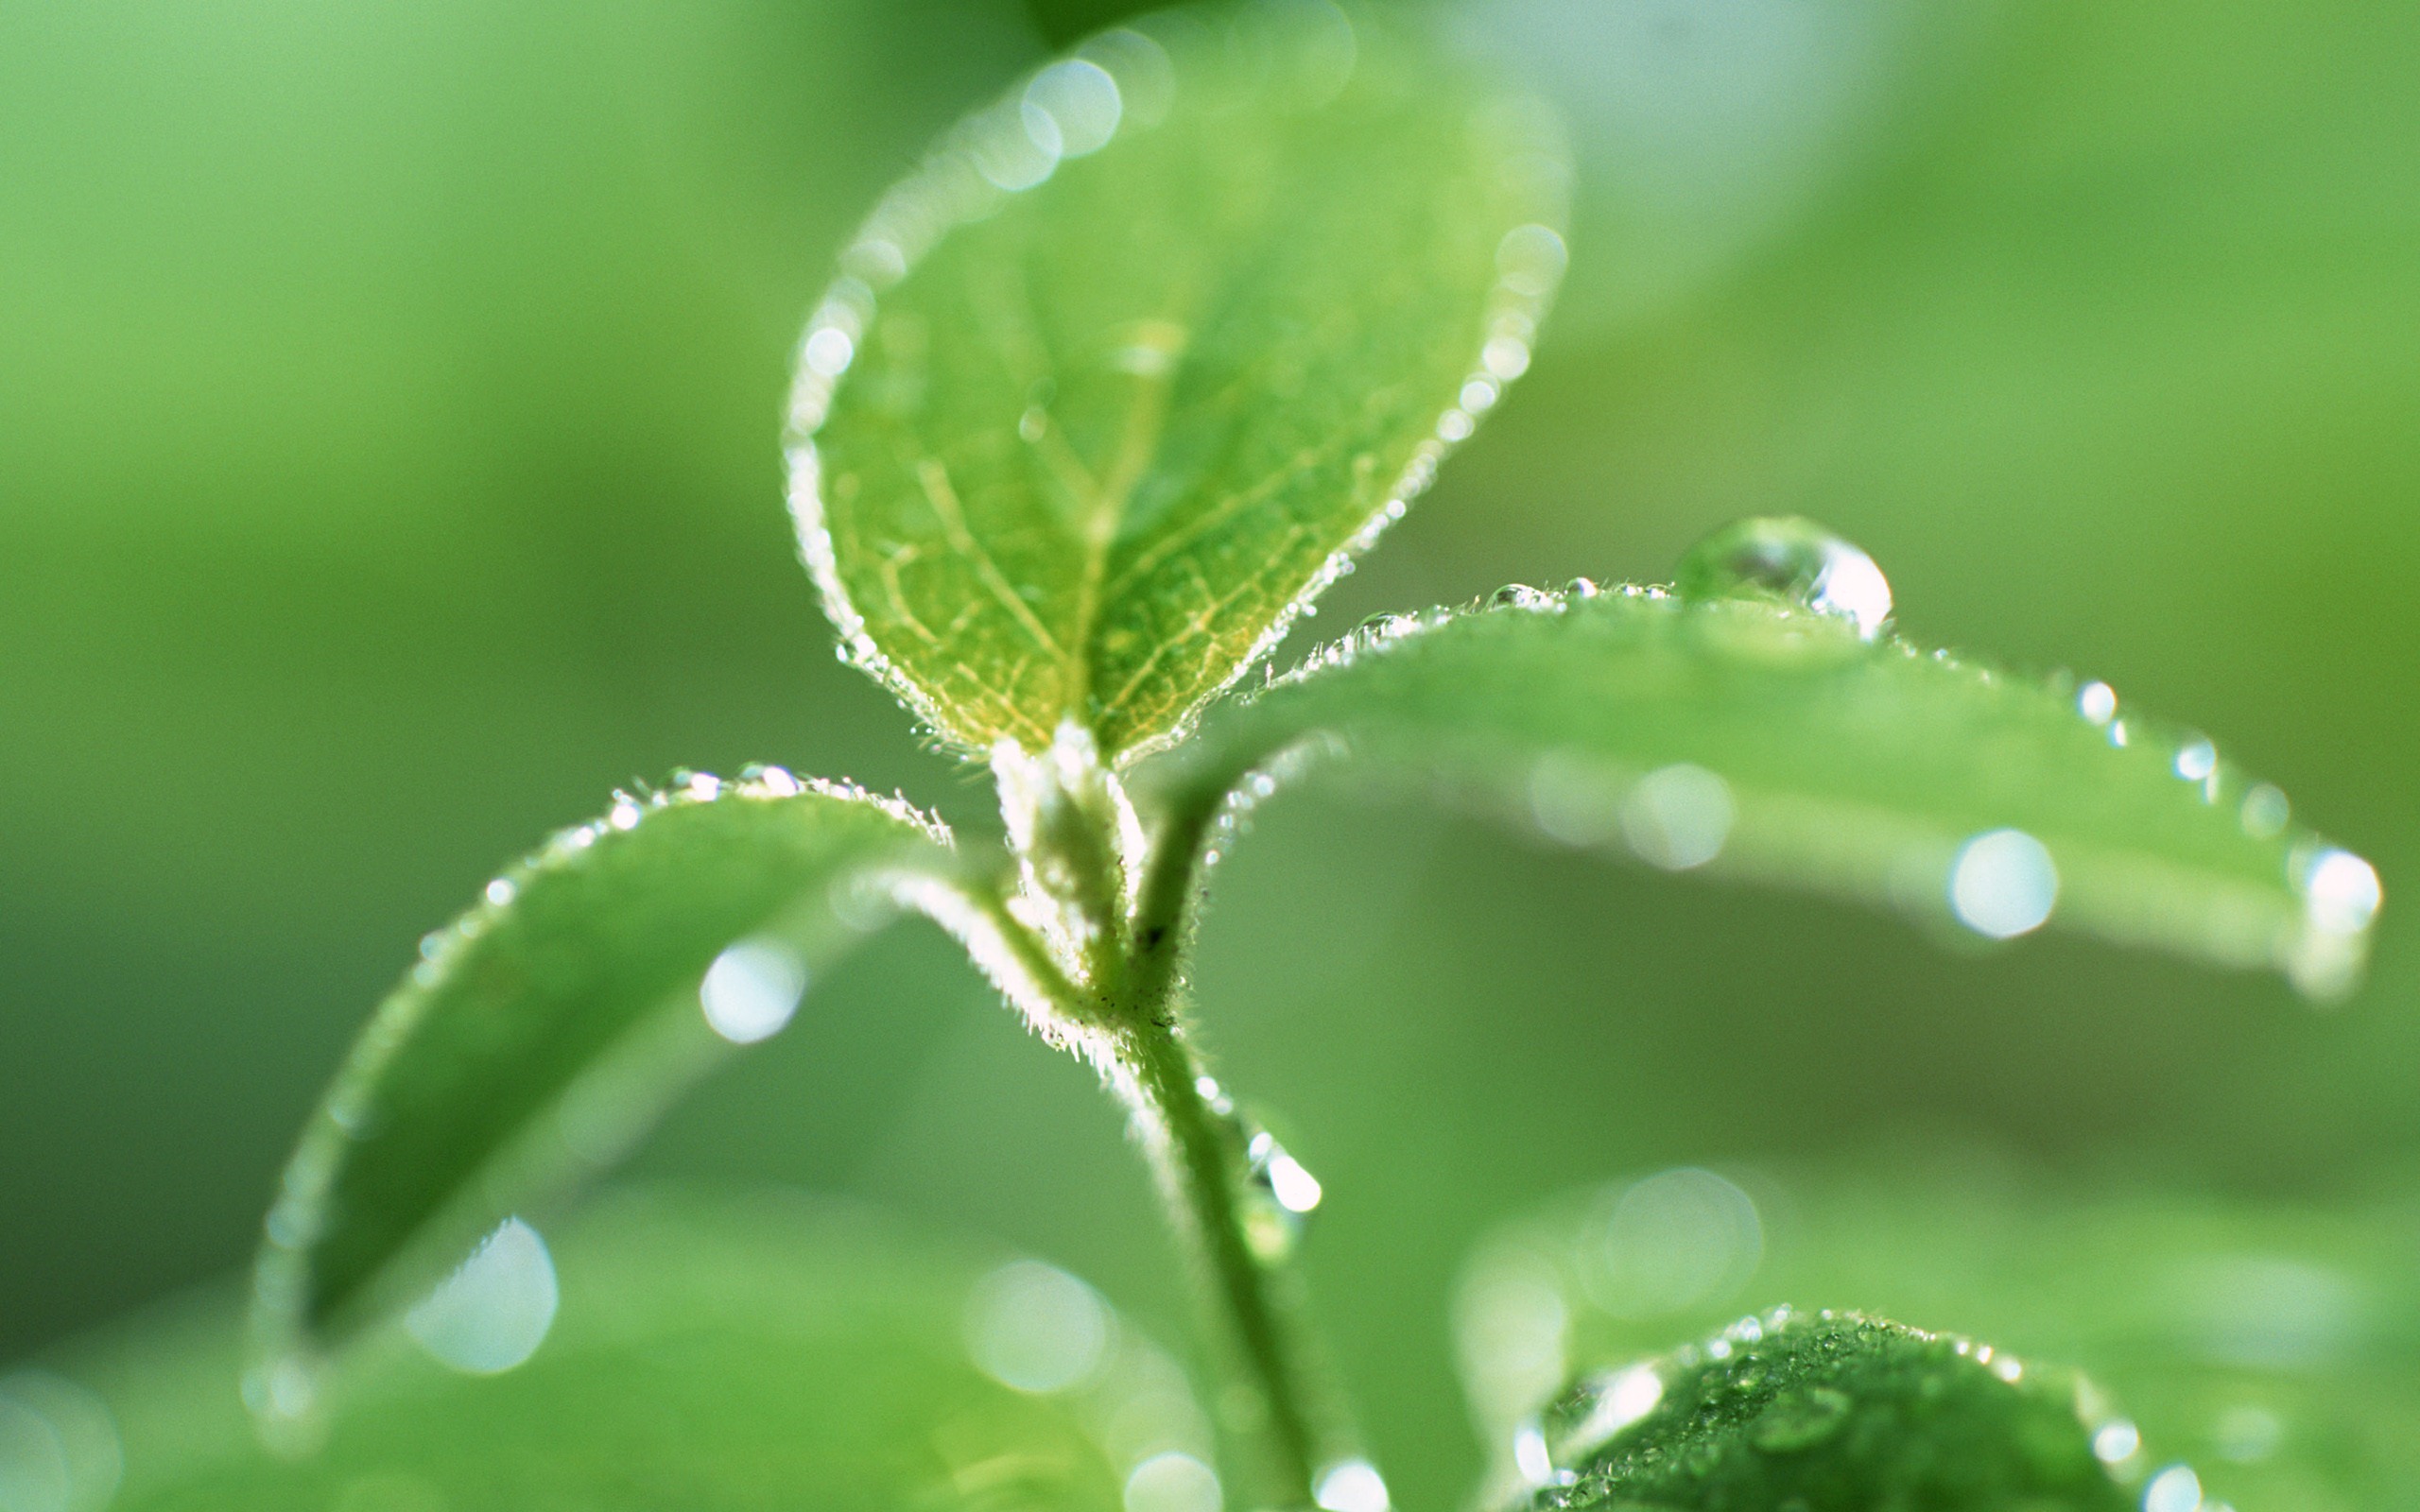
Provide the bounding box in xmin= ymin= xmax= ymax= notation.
xmin=4 ymin=0 xmax=2414 ymax=1502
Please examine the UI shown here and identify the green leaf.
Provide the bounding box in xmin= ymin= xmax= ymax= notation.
xmin=1463 ymin=1157 xmax=2420 ymax=1509
xmin=1519 ymin=1312 xmax=2130 ymax=1511
xmin=68 ymin=1188 xmax=1176 ymax=1510
xmin=1149 ymin=554 xmax=2381 ymax=996
xmin=788 ymin=2 xmax=1567 ymax=760
xmin=252 ymin=773 xmax=956 ymax=1377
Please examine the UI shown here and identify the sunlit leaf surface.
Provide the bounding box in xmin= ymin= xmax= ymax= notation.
xmin=1152 ymin=578 xmax=2379 ymax=995
xmin=67 ymin=1190 xmax=1164 ymax=1511
xmin=1519 ymin=1311 xmax=2127 ymax=1511
xmin=253 ymin=774 xmax=954 ymax=1373
xmin=789 ymin=2 xmax=1566 ymax=759
xmin=1461 ymin=1158 xmax=2420 ymax=1510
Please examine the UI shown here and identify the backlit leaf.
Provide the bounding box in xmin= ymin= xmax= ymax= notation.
xmin=789 ymin=2 xmax=1566 ymax=760
xmin=1462 ymin=1156 xmax=2420 ymax=1509
xmin=251 ymin=774 xmax=955 ymax=1380
xmin=1519 ymin=1312 xmax=2130 ymax=1511
xmin=70 ymin=1189 xmax=1174 ymax=1511
xmin=1150 ymin=579 xmax=2379 ymax=995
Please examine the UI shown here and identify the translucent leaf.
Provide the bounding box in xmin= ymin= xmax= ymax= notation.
xmin=1150 ymin=583 xmax=2380 ymax=996
xmin=1461 ymin=1157 xmax=2420 ymax=1509
xmin=251 ymin=773 xmax=956 ymax=1381
xmin=70 ymin=1189 xmax=1189 ymax=1510
xmin=788 ymin=2 xmax=1567 ymax=760
xmin=1518 ymin=1311 xmax=2130 ymax=1511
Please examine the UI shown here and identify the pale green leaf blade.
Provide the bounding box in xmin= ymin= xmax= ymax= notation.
xmin=1464 ymin=1159 xmax=2420 ymax=1508
xmin=789 ymin=3 xmax=1567 ymax=760
xmin=1151 ymin=586 xmax=2380 ymax=994
xmin=1521 ymin=1312 xmax=2129 ymax=1511
xmin=252 ymin=774 xmax=955 ymax=1371
xmin=63 ymin=1189 xmax=1183 ymax=1511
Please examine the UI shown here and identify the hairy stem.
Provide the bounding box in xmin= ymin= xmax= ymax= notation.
xmin=1109 ymin=776 xmax=1347 ymax=1509
xmin=1125 ymin=1020 xmax=1329 ymax=1506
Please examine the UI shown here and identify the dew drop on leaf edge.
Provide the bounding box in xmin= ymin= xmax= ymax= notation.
xmin=1674 ymin=516 xmax=1893 ymax=641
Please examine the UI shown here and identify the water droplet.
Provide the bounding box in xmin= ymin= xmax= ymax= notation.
xmin=1247 ymin=1131 xmax=1323 ymax=1213
xmin=965 ymin=1260 xmax=1108 ymax=1394
xmin=1495 ymin=223 xmax=1568 ymax=299
xmin=1948 ymin=829 xmax=2059 ymax=938
xmin=2091 ymin=1419 xmax=2140 ymax=1464
xmin=1567 ymin=1366 xmax=1664 ymax=1449
xmin=1675 ymin=517 xmax=1893 ymax=641
xmin=609 ymin=801 xmax=642 ymax=831
xmin=406 ymin=1218 xmax=559 ymax=1375
xmin=1490 ymin=583 xmax=1549 ymax=610
xmin=2299 ymin=847 xmax=2381 ymax=935
xmin=1749 ymin=1386 xmax=1851 ymax=1451
xmin=2239 ymin=783 xmax=2290 ymax=839
xmin=2078 ymin=680 xmax=2118 ymax=725
xmin=1482 ymin=335 xmax=1532 ymax=380
xmin=802 ymin=326 xmax=855 ymax=379
xmin=1437 ymin=409 xmax=1476 ymax=443
xmin=483 ymin=879 xmax=516 ymax=907
xmin=1019 ymin=405 xmax=1049 ymax=442
xmin=700 ymin=938 xmax=808 ymax=1044
xmin=1620 ymin=765 xmax=1735 ymax=872
xmin=2174 ymin=738 xmax=2218 ymax=782
xmin=1314 ymin=1457 xmax=1390 ymax=1512
xmin=1026 ymin=59 xmax=1122 ymax=158
xmin=1564 ymin=577 xmax=1599 ymax=598
xmin=1124 ymin=1452 xmax=1220 ymax=1512
xmin=2108 ymin=718 xmax=2131 ymax=748
xmin=2144 ymin=1464 xmax=2204 ymax=1512
xmin=1461 ymin=378 xmax=1500 ymax=413
xmin=1512 ymin=1423 xmax=1554 ymax=1485
xmin=1078 ymin=28 xmax=1174 ymax=129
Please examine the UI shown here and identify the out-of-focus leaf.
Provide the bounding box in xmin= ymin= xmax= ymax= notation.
xmin=67 ymin=1188 xmax=1180 ymax=1510
xmin=1460 ymin=1156 xmax=2420 ymax=1510
xmin=253 ymin=774 xmax=956 ymax=1377
xmin=1149 ymin=575 xmax=2380 ymax=995
xmin=1518 ymin=1311 xmax=2128 ymax=1511
xmin=789 ymin=1 xmax=1567 ymax=760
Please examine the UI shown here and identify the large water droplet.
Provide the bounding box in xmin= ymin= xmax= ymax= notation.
xmin=1948 ymin=829 xmax=2059 ymax=938
xmin=1247 ymin=1130 xmax=1323 ymax=1214
xmin=1124 ymin=1452 xmax=1220 ymax=1512
xmin=1313 ymin=1457 xmax=1391 ymax=1512
xmin=700 ymin=937 xmax=808 ymax=1045
xmin=1675 ymin=517 xmax=1893 ymax=640
xmin=406 ymin=1218 xmax=559 ymax=1375
xmin=2144 ymin=1464 xmax=2204 ymax=1512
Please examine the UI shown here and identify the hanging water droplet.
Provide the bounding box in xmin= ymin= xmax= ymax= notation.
xmin=1674 ymin=517 xmax=1893 ymax=641
xmin=406 ymin=1218 xmax=558 ymax=1376
xmin=1313 ymin=1457 xmax=1391 ymax=1512
xmin=1246 ymin=1130 xmax=1323 ymax=1213
xmin=1563 ymin=576 xmax=1599 ymax=599
xmin=1489 ymin=583 xmax=1552 ymax=610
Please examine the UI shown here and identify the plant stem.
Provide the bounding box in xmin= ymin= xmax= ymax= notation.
xmin=1125 ymin=1020 xmax=1327 ymax=1507
xmin=1107 ymin=778 xmax=1344 ymax=1510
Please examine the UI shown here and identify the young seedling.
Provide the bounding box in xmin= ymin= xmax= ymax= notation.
xmin=247 ymin=6 xmax=2381 ymax=1507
